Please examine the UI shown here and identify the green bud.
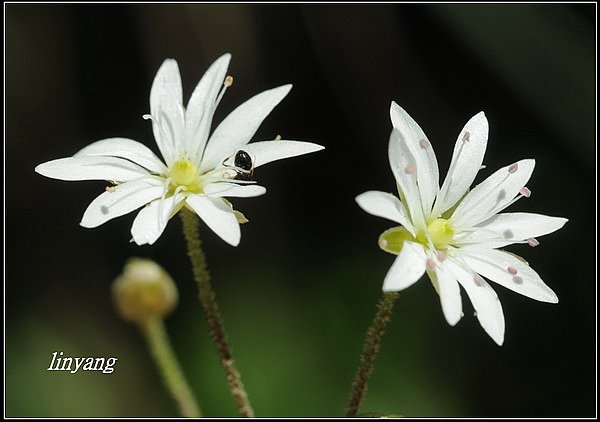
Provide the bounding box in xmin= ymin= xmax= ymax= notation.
xmin=113 ymin=258 xmax=178 ymax=324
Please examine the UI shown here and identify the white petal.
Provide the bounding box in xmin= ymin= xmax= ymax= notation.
xmin=203 ymin=183 xmax=266 ymax=198
xmin=451 ymin=159 xmax=535 ymax=228
xmin=454 ymin=212 xmax=568 ymax=248
xmin=81 ymin=178 xmax=165 ymax=228
xmin=35 ymin=156 xmax=150 ymax=182
xmin=130 ymin=193 xmax=185 ymax=245
xmin=390 ymin=102 xmax=439 ymax=214
xmin=435 ymin=261 xmax=463 ymax=326
xmin=74 ymin=137 xmax=167 ymax=174
xmin=388 ymin=128 xmax=426 ymax=231
xmin=185 ymin=54 xmax=231 ymax=162
xmin=149 ymin=59 xmax=185 ymax=165
xmin=237 ymin=140 xmax=324 ymax=168
xmin=432 ymin=112 xmax=488 ymax=217
xmin=355 ymin=190 xmax=415 ymax=236
xmin=446 ymin=259 xmax=505 ymax=346
xmin=186 ymin=195 xmax=241 ymax=246
xmin=382 ymin=241 xmax=427 ymax=292
xmin=460 ymin=248 xmax=559 ymax=303
xmin=200 ymin=85 xmax=292 ymax=173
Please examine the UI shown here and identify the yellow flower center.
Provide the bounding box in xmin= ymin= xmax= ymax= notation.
xmin=169 ymin=160 xmax=201 ymax=192
xmin=420 ymin=218 xmax=454 ymax=248
xmin=378 ymin=218 xmax=455 ymax=255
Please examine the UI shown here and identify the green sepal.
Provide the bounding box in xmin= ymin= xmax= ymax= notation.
xmin=378 ymin=226 xmax=416 ymax=255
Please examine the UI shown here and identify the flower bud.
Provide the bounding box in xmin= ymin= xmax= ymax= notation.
xmin=113 ymin=258 xmax=178 ymax=324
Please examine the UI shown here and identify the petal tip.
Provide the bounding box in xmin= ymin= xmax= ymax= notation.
xmin=132 ymin=237 xmax=146 ymax=246
xmin=159 ymin=59 xmax=179 ymax=72
xmin=475 ymin=111 xmax=488 ymax=126
xmin=79 ymin=219 xmax=93 ymax=229
xmin=444 ymin=311 xmax=462 ymax=327
xmin=277 ymin=84 xmax=293 ymax=96
xmin=354 ymin=191 xmax=376 ymax=213
xmin=34 ymin=163 xmax=45 ymax=175
xmin=213 ymin=53 xmax=232 ymax=69
xmin=389 ymin=102 xmax=410 ymax=126
xmin=226 ymin=236 xmax=241 ymax=247
xmin=34 ymin=159 xmax=67 ymax=179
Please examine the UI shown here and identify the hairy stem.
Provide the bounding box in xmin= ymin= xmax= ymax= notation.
xmin=346 ymin=292 xmax=399 ymax=417
xmin=180 ymin=207 xmax=255 ymax=418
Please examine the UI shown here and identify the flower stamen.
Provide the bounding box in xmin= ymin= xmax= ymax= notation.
xmin=195 ymin=75 xmax=234 ymax=162
xmin=520 ymin=187 xmax=531 ymax=197
xmin=143 ymin=113 xmax=177 ymax=158
xmin=215 ymin=76 xmax=233 ymax=108
xmin=431 ymin=130 xmax=473 ymax=216
xmin=157 ymin=178 xmax=172 ymax=227
xmin=492 ymin=186 xmax=532 ymax=215
xmin=455 ymin=164 xmax=529 ymax=226
xmin=424 ymin=218 xmax=455 ymax=249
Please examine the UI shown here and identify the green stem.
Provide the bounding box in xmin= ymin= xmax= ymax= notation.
xmin=346 ymin=292 xmax=399 ymax=417
xmin=179 ymin=208 xmax=255 ymax=418
xmin=141 ymin=317 xmax=202 ymax=418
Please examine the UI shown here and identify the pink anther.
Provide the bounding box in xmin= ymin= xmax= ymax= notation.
xmin=520 ymin=187 xmax=531 ymax=197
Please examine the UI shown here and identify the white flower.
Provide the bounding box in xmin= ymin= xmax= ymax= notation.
xmin=356 ymin=102 xmax=567 ymax=345
xmin=36 ymin=54 xmax=324 ymax=246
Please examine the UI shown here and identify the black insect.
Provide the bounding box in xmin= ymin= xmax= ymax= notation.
xmin=233 ymin=150 xmax=254 ymax=181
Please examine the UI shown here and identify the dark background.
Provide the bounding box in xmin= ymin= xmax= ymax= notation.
xmin=5 ymin=3 xmax=596 ymax=417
